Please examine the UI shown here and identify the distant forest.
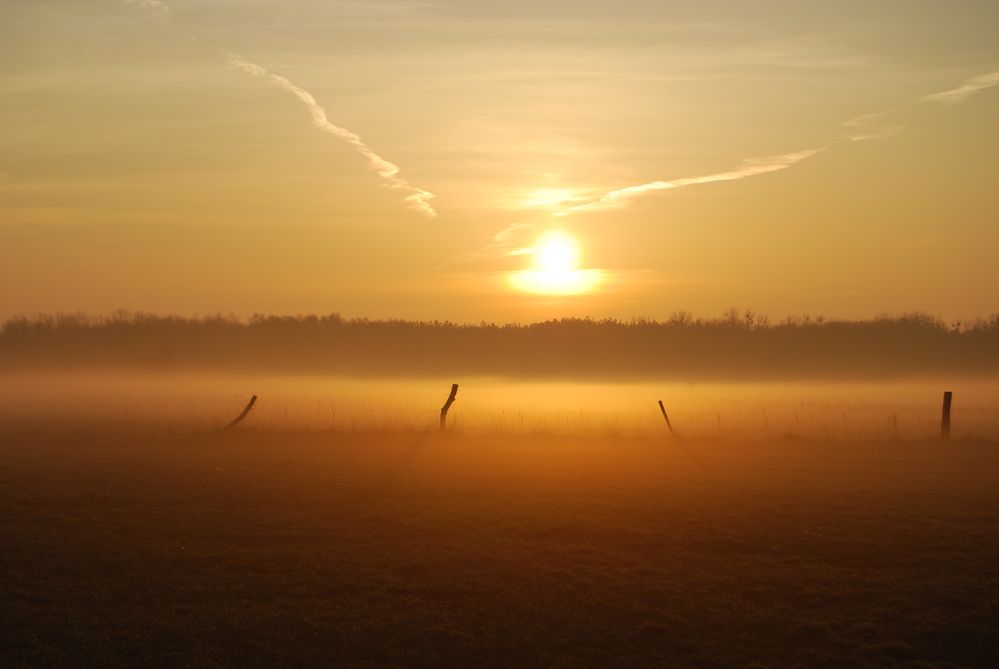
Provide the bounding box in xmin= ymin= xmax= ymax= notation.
xmin=2 ymin=311 xmax=998 ymax=380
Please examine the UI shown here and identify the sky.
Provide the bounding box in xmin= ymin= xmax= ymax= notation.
xmin=1 ymin=0 xmax=998 ymax=323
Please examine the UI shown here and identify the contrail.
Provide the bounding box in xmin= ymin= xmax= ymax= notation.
xmin=924 ymin=70 xmax=999 ymax=105
xmin=469 ymin=66 xmax=999 ymax=262
xmin=121 ymin=0 xmax=436 ymax=217
xmin=221 ymin=51 xmax=436 ymax=217
xmin=560 ymin=148 xmax=823 ymax=215
xmin=460 ymin=149 xmax=822 ymax=261
xmin=566 ymin=68 xmax=999 ymax=215
xmin=845 ymin=69 xmax=999 ymax=141
xmin=457 ymin=149 xmax=823 ymax=264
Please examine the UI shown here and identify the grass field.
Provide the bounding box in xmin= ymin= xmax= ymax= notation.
xmin=3 ymin=427 xmax=999 ymax=667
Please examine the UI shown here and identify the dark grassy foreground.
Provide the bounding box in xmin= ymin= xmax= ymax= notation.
xmin=2 ymin=428 xmax=998 ymax=668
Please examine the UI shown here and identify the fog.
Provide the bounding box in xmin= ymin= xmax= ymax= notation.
xmin=2 ymin=371 xmax=997 ymax=440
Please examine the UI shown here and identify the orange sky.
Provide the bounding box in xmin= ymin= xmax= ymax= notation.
xmin=1 ymin=0 xmax=998 ymax=322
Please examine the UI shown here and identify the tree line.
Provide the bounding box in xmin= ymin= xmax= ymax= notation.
xmin=2 ymin=310 xmax=997 ymax=380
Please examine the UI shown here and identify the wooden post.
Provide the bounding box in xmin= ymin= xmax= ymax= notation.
xmin=657 ymin=400 xmax=675 ymax=436
xmin=941 ymin=391 xmax=952 ymax=440
xmin=440 ymin=384 xmax=459 ymax=431
xmin=222 ymin=395 xmax=257 ymax=431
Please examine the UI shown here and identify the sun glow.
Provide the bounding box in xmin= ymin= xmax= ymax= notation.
xmin=509 ymin=231 xmax=602 ymax=295
xmin=522 ymin=188 xmax=574 ymax=208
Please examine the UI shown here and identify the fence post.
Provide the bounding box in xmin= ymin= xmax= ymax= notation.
xmin=222 ymin=395 xmax=257 ymax=431
xmin=440 ymin=384 xmax=459 ymax=431
xmin=658 ymin=400 xmax=676 ymax=437
xmin=941 ymin=391 xmax=952 ymax=440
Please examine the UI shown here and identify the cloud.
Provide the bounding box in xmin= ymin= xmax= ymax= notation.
xmin=221 ymin=51 xmax=436 ymax=217
xmin=443 ymin=222 xmax=534 ymax=267
xmin=493 ymin=222 xmax=531 ymax=244
xmin=842 ymin=111 xmax=905 ymax=142
xmin=469 ymin=66 xmax=999 ymax=265
xmin=845 ymin=69 xmax=999 ymax=141
xmin=560 ymin=148 xmax=823 ymax=215
xmin=121 ymin=0 xmax=170 ymax=17
xmin=923 ymin=70 xmax=999 ymax=106
xmin=121 ymin=0 xmax=435 ymax=217
xmin=559 ymin=68 xmax=999 ymax=217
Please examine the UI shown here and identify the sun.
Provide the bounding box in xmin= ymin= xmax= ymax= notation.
xmin=509 ymin=231 xmax=602 ymax=295
xmin=535 ymin=231 xmax=579 ymax=273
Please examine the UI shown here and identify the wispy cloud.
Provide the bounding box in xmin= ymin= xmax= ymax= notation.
xmin=563 ymin=67 xmax=999 ymax=217
xmin=923 ymin=70 xmax=999 ymax=106
xmin=443 ymin=222 xmax=534 ymax=267
xmin=122 ymin=0 xmax=170 ymax=16
xmin=560 ymin=149 xmax=823 ymax=216
xmin=464 ymin=66 xmax=999 ymax=268
xmin=221 ymin=51 xmax=436 ymax=217
xmin=845 ymin=69 xmax=999 ymax=141
xmin=121 ymin=0 xmax=435 ymax=217
xmin=842 ymin=110 xmax=905 ymax=142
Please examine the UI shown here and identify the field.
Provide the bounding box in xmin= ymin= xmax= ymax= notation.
xmin=4 ymin=372 xmax=999 ymax=440
xmin=3 ymin=427 xmax=998 ymax=667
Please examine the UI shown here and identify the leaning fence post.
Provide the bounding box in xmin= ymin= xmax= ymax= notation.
xmin=440 ymin=384 xmax=459 ymax=431
xmin=657 ymin=400 xmax=676 ymax=437
xmin=222 ymin=395 xmax=257 ymax=431
xmin=941 ymin=391 xmax=952 ymax=440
